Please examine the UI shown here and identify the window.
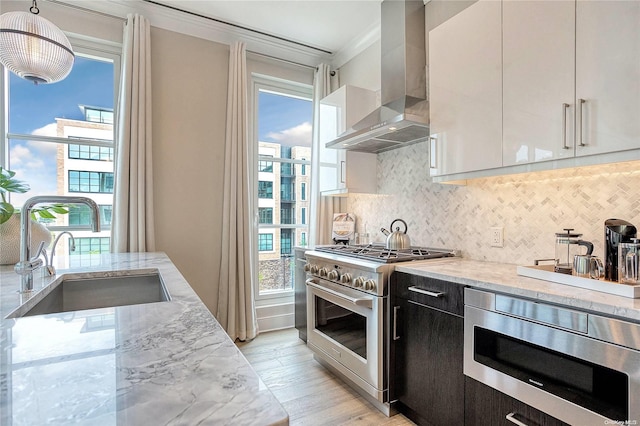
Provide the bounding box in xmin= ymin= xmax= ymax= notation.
xmin=258 ymin=207 xmax=273 ymax=224
xmin=259 ymin=159 xmax=273 ymax=172
xmin=258 ymin=181 xmax=273 ymax=198
xmin=258 ymin=233 xmax=273 ymax=251
xmin=68 ymin=170 xmax=114 ymax=193
xmin=73 ymin=237 xmax=111 ymax=254
xmin=301 ymin=182 xmax=306 ymax=201
xmin=300 ymin=232 xmax=307 ymax=246
xmin=280 ymin=230 xmax=292 ymax=256
xmin=301 ymin=207 xmax=306 ymax=225
xmin=68 ymin=143 xmax=114 ymax=161
xmin=2 ymin=38 xmax=119 ymax=253
xmin=253 ymin=75 xmax=312 ymax=298
xmin=69 ymin=205 xmax=112 ymax=227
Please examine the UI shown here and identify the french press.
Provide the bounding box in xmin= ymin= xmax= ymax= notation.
xmin=555 ymin=228 xmax=594 ymax=274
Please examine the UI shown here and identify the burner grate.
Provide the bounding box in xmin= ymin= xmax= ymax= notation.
xmin=313 ymin=244 xmax=455 ymax=263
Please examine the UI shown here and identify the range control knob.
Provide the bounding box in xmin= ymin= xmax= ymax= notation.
xmin=364 ymin=279 xmax=376 ymax=291
xmin=304 ymin=263 xmax=311 ymax=272
xmin=340 ymin=273 xmax=352 ymax=284
xmin=319 ymin=267 xmax=328 ymax=277
xmin=309 ymin=264 xmax=319 ymax=274
xmin=327 ymin=270 xmax=339 ymax=280
xmin=354 ymin=276 xmax=366 ymax=288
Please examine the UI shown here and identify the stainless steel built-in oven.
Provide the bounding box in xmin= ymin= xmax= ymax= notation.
xmin=464 ymin=288 xmax=640 ymax=425
xmin=304 ymin=245 xmax=456 ymax=416
xmin=306 ymin=276 xmax=386 ymax=402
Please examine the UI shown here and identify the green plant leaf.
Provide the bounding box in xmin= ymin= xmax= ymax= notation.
xmin=0 ymin=201 xmax=14 ymax=224
xmin=0 ymin=167 xmax=30 ymax=194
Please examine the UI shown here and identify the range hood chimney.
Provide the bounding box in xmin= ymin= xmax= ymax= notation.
xmin=326 ymin=0 xmax=428 ymax=153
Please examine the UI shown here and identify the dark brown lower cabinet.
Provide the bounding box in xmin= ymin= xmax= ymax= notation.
xmin=391 ymin=272 xmax=465 ymax=426
xmin=465 ymin=377 xmax=569 ymax=426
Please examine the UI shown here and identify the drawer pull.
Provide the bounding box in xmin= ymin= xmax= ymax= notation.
xmin=506 ymin=412 xmax=529 ymax=426
xmin=408 ymin=286 xmax=445 ymax=298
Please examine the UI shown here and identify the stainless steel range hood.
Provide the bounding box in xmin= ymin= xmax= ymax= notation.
xmin=326 ymin=0 xmax=428 ymax=154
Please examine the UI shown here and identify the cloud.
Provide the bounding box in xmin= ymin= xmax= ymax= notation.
xmin=265 ymin=122 xmax=312 ymax=147
xmin=8 ymin=123 xmax=59 ymax=207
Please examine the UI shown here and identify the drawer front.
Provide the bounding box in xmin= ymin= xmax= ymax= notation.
xmin=393 ymin=272 xmax=464 ymax=316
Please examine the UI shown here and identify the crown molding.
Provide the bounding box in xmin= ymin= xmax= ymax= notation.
xmin=53 ymin=0 xmax=337 ymax=67
xmin=330 ymin=20 xmax=380 ymax=70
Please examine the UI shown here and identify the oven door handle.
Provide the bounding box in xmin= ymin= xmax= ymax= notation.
xmin=306 ymin=279 xmax=373 ymax=309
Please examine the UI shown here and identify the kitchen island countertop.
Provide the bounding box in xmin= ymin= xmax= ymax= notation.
xmin=396 ymin=257 xmax=640 ymax=322
xmin=0 ymin=252 xmax=288 ymax=425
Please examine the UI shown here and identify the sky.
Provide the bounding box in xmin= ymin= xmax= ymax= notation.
xmin=7 ymin=55 xmax=312 ymax=206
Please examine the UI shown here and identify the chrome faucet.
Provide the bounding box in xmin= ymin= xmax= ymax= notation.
xmin=43 ymin=231 xmax=76 ymax=276
xmin=15 ymin=196 xmax=101 ymax=293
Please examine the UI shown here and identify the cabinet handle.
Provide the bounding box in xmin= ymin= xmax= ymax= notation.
xmin=340 ymin=160 xmax=346 ymax=184
xmin=561 ymin=103 xmax=571 ymax=150
xmin=505 ymin=412 xmax=529 ymax=426
xmin=408 ymin=286 xmax=445 ymax=298
xmin=393 ymin=306 xmax=400 ymax=340
xmin=429 ymin=136 xmax=438 ymax=169
xmin=577 ymin=98 xmax=586 ymax=147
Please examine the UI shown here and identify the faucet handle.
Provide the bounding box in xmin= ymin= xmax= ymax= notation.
xmin=31 ymin=241 xmax=46 ymax=261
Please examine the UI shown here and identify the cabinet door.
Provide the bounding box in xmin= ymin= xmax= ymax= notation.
xmin=575 ymin=1 xmax=640 ymax=156
xmin=503 ymin=0 xmax=576 ymax=166
xmin=393 ymin=299 xmax=464 ymax=425
xmin=429 ymin=0 xmax=502 ymax=176
xmin=465 ymin=377 xmax=569 ymax=426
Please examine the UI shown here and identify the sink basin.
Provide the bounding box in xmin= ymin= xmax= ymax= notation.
xmin=7 ymin=270 xmax=171 ymax=318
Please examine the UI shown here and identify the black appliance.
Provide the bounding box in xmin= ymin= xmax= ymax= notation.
xmin=604 ymin=219 xmax=637 ymax=282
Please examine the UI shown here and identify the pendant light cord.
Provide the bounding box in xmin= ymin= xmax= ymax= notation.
xmin=30 ymin=0 xmax=39 ymax=15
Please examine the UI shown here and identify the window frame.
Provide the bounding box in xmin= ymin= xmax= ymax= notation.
xmin=250 ymin=73 xmax=312 ymax=302
xmin=0 ymin=35 xmax=122 ymax=236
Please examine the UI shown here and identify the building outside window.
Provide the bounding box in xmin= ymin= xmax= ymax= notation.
xmin=68 ymin=205 xmax=113 ymax=227
xmin=258 ymin=181 xmax=273 ymax=198
xmin=254 ymin=76 xmax=312 ymax=298
xmin=300 ymin=232 xmax=307 ymax=246
xmin=258 ymin=233 xmax=274 ymax=251
xmin=2 ymin=41 xmax=119 ymax=263
xmin=301 ymin=182 xmax=306 ymax=201
xmin=74 ymin=237 xmax=111 ymax=254
xmin=68 ymin=171 xmax=114 ymax=193
xmin=259 ymin=207 xmax=273 ymax=224
xmin=301 ymin=207 xmax=306 ymax=225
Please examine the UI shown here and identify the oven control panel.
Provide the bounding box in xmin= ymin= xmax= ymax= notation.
xmin=304 ymin=255 xmax=389 ymax=296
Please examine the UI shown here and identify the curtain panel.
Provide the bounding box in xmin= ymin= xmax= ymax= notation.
xmin=309 ymin=64 xmax=345 ymax=246
xmin=111 ymin=13 xmax=155 ymax=253
xmin=216 ymin=41 xmax=258 ymax=341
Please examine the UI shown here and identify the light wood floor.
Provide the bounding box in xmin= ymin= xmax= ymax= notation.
xmin=236 ymin=327 xmax=415 ymax=426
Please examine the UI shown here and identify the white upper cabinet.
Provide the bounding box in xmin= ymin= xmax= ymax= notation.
xmin=502 ymin=0 xmax=576 ymax=166
xmin=429 ymin=0 xmax=502 ymax=177
xmin=319 ymin=85 xmax=378 ymax=196
xmin=575 ymin=0 xmax=640 ymax=156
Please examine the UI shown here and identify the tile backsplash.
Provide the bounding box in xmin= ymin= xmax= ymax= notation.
xmin=347 ymin=142 xmax=640 ymax=266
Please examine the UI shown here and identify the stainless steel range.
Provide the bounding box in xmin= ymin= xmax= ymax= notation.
xmin=304 ymin=244 xmax=455 ymax=415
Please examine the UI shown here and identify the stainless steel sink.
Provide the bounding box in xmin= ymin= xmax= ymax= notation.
xmin=7 ymin=270 xmax=171 ymax=318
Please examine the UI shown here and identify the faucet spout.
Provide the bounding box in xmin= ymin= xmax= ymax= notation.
xmin=15 ymin=195 xmax=101 ymax=293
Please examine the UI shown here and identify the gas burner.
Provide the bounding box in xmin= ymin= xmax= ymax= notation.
xmin=313 ymin=244 xmax=455 ymax=264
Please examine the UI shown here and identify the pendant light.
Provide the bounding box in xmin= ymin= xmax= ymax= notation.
xmin=0 ymin=0 xmax=74 ymax=84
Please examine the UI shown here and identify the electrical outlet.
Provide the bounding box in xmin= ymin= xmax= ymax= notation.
xmin=491 ymin=227 xmax=504 ymax=248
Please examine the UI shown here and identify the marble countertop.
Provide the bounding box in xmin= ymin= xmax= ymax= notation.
xmin=0 ymin=252 xmax=288 ymax=426
xmin=395 ymin=257 xmax=640 ymax=322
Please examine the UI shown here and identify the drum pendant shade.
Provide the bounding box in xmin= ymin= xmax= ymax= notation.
xmin=0 ymin=9 xmax=74 ymax=84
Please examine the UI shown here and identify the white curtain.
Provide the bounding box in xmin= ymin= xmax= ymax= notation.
xmin=309 ymin=64 xmax=345 ymax=246
xmin=216 ymin=41 xmax=258 ymax=341
xmin=112 ymin=14 xmax=155 ymax=253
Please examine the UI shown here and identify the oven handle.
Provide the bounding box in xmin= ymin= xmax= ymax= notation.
xmin=409 ymin=286 xmax=445 ymax=298
xmin=306 ymin=279 xmax=373 ymax=309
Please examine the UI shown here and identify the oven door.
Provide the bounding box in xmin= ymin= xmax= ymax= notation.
xmin=306 ymin=277 xmax=385 ymax=400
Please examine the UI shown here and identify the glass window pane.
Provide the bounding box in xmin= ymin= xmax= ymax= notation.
xmin=255 ymin=87 xmax=312 ymax=295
